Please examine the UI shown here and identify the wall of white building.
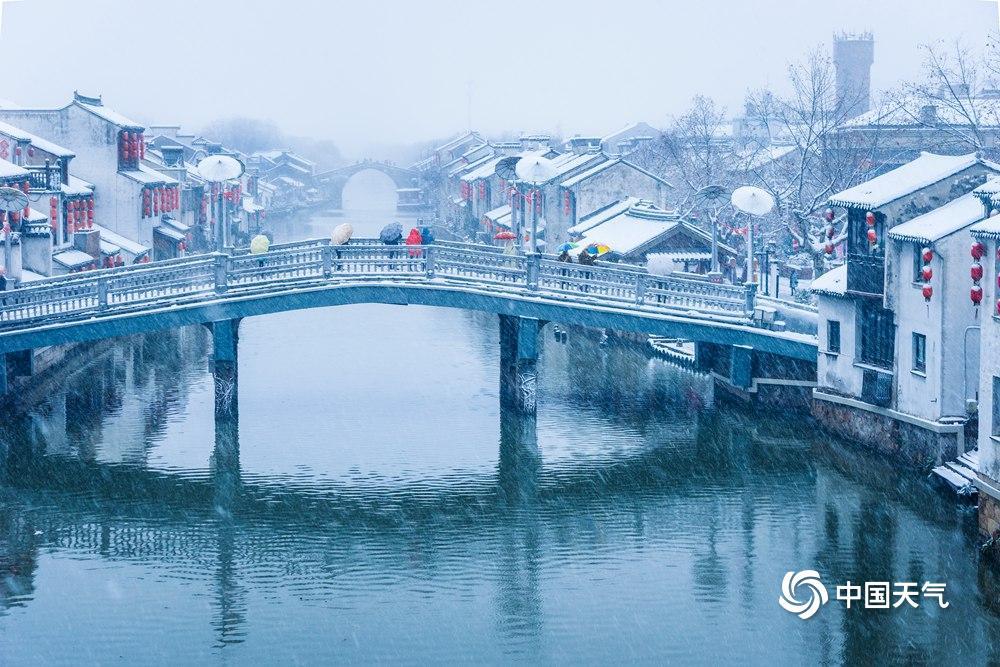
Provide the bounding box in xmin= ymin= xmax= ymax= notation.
xmin=817 ymin=293 xmax=862 ymax=396
xmin=978 ymin=236 xmax=1000 ymax=485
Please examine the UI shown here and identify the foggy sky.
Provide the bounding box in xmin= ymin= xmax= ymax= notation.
xmin=0 ymin=0 xmax=996 ymax=156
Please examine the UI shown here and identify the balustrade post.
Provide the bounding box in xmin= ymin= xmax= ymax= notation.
xmin=526 ymin=253 xmax=540 ymax=291
xmin=425 ymin=245 xmax=437 ymax=279
xmin=743 ymin=282 xmax=757 ymax=317
xmin=97 ymin=276 xmax=108 ymax=310
xmin=322 ymin=243 xmax=333 ymax=278
xmin=635 ymin=273 xmax=647 ymax=305
xmin=214 ymin=254 xmax=228 ymax=294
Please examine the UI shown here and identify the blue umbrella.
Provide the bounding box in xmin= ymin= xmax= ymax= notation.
xmin=557 ymin=242 xmax=578 ymax=253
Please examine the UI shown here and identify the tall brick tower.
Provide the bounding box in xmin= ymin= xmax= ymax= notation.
xmin=833 ymin=32 xmax=875 ymax=119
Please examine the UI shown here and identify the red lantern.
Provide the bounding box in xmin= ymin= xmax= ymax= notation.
xmin=922 ymin=266 xmax=933 ymax=281
xmin=825 ymin=208 xmax=835 ymax=222
xmin=922 ymin=247 xmax=934 ymax=263
xmin=972 ymin=285 xmax=984 ymax=304
xmin=922 ymin=284 xmax=933 ymax=301
xmin=826 ymin=226 xmax=834 ymax=239
xmin=972 ymin=263 xmax=984 ymax=282
xmin=867 ymin=228 xmax=877 ymax=244
xmin=865 ymin=211 xmax=876 ymax=227
xmin=972 ymin=242 xmax=986 ymax=260
xmin=824 ymin=243 xmax=834 ymax=255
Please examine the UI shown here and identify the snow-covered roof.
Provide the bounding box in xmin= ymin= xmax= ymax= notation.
xmin=844 ymin=95 xmax=1000 ymax=129
xmin=811 ymin=264 xmax=847 ymax=296
xmin=0 ymin=158 xmax=28 ymax=178
xmin=448 ymin=152 xmax=495 ymax=178
xmin=25 ymin=207 xmax=47 ymax=222
xmin=120 ymin=164 xmax=178 ymax=185
xmin=53 ymin=248 xmax=96 ymax=269
xmin=829 ymin=152 xmax=983 ymax=209
xmin=888 ymin=192 xmax=987 ymax=244
xmin=732 ymin=144 xmax=798 ymax=172
xmin=93 ymin=223 xmax=148 ymax=255
xmin=154 ymin=225 xmax=185 ymax=242
xmin=568 ymin=200 xmax=708 ymax=257
xmin=75 ymin=100 xmax=143 ymax=130
xmin=570 ymin=197 xmax=641 ymax=234
xmin=560 ymin=158 xmax=672 ymax=189
xmin=99 ymin=239 xmax=121 ymax=255
xmin=0 ymin=120 xmax=75 ymax=157
xmin=62 ymin=175 xmax=95 ymax=196
xmin=483 ymin=204 xmax=512 ymax=229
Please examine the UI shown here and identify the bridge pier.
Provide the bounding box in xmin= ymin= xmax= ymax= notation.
xmin=730 ymin=344 xmax=753 ymax=390
xmin=499 ymin=315 xmax=540 ymax=415
xmin=211 ymin=319 xmax=240 ymax=421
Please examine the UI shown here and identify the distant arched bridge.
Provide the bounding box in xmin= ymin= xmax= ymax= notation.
xmin=315 ymin=159 xmax=420 ymax=208
xmin=0 ymin=239 xmax=817 ymax=413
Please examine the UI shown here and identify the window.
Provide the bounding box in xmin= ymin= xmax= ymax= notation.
xmin=913 ymin=245 xmax=924 ymax=282
xmin=847 ymin=208 xmax=884 ymax=257
xmin=858 ymin=302 xmax=895 ymax=369
xmin=912 ymin=332 xmax=926 ymax=373
xmin=993 ymin=377 xmax=1000 ymax=436
xmin=827 ymin=320 xmax=841 ymax=354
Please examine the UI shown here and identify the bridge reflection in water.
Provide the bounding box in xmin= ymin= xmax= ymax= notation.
xmin=0 ymin=319 xmax=996 ymax=663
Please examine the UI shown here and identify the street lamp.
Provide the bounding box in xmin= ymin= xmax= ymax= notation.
xmin=692 ymin=184 xmax=729 ymax=278
xmin=196 ymin=155 xmax=245 ymax=252
xmin=731 ymin=186 xmax=776 ymax=286
xmin=0 ymin=186 xmax=28 ymax=288
xmin=514 ymin=155 xmax=557 ymax=254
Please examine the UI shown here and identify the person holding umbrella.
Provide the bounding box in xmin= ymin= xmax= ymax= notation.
xmin=380 ymin=221 xmax=403 ymax=270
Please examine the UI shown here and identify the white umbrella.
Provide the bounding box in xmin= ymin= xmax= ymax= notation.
xmin=330 ymin=222 xmax=353 ymax=246
xmin=731 ymin=186 xmax=775 ymax=216
xmin=196 ymin=155 xmax=245 ymax=183
xmin=0 ymin=186 xmax=28 ymax=213
xmin=514 ymin=155 xmax=557 ymax=185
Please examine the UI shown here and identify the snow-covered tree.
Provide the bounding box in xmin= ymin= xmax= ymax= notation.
xmin=741 ymin=49 xmax=886 ymax=273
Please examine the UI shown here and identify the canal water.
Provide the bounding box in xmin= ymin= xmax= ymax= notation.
xmin=1 ymin=183 xmax=999 ymax=664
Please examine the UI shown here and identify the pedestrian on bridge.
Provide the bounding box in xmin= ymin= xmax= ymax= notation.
xmin=421 ymin=225 xmax=435 ymax=247
xmin=406 ymin=227 xmax=422 ymax=252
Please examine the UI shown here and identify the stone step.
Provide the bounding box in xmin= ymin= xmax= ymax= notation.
xmin=945 ymin=460 xmax=978 ymax=482
xmin=932 ymin=465 xmax=974 ymax=494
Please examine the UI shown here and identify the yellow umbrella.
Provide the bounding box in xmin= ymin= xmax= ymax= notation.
xmin=250 ymin=234 xmax=270 ymax=255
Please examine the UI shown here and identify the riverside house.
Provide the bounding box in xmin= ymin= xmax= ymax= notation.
xmin=812 ymin=152 xmax=1000 ymax=464
xmin=0 ymin=93 xmax=179 ymax=259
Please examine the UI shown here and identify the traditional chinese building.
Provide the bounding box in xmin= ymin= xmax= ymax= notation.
xmin=0 ymin=93 xmax=179 ymax=259
xmin=812 ymin=152 xmax=999 ymax=464
xmin=567 ymin=198 xmax=737 ymax=267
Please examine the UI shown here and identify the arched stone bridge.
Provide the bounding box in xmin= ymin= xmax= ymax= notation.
xmin=0 ymin=239 xmax=817 ymax=414
xmin=315 ymin=159 xmax=420 ymax=208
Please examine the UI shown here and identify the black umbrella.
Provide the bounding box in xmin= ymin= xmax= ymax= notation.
xmin=379 ymin=222 xmax=403 ymax=244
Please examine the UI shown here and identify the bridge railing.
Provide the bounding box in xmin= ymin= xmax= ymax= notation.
xmin=0 ymin=240 xmax=756 ymax=328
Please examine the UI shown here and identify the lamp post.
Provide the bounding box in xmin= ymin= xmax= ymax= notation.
xmin=514 ymin=155 xmax=557 ymax=254
xmin=196 ymin=156 xmax=245 ymax=252
xmin=692 ymin=184 xmax=729 ymax=281
xmin=731 ymin=186 xmax=776 ymax=287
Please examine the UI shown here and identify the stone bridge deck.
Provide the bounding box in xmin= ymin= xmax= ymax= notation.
xmin=0 ymin=239 xmax=815 ymax=358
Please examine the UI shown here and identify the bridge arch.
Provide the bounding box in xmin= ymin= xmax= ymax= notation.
xmin=316 ymin=160 xmax=419 ymax=209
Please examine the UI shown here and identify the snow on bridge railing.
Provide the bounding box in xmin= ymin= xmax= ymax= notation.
xmin=0 ymin=240 xmax=756 ymax=328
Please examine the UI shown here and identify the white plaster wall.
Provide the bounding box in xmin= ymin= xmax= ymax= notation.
xmin=0 ymin=105 xmax=147 ymax=243
xmin=817 ymin=293 xmax=862 ymax=396
xmin=571 ymin=163 xmax=668 ymax=225
xmin=978 ymin=236 xmax=1000 ymax=482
